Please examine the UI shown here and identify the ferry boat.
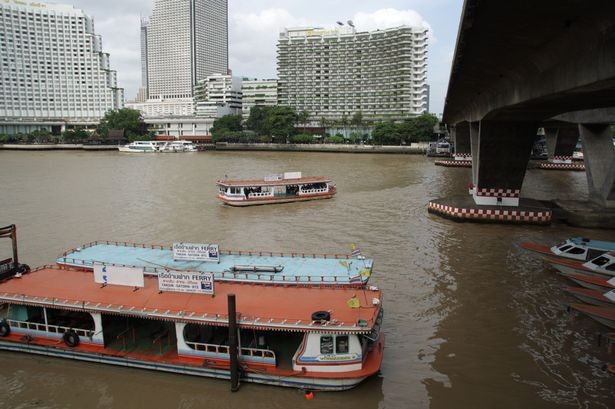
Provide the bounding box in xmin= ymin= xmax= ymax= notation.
xmin=56 ymin=241 xmax=373 ymax=286
xmin=0 ymin=265 xmax=384 ymax=391
xmin=118 ymin=140 xmax=197 ymax=153
xmin=216 ymin=172 xmax=336 ymax=207
xmin=520 ymin=238 xmax=615 ymax=262
xmin=548 ymin=252 xmax=615 ymax=279
xmin=426 ymin=140 xmax=451 ymax=157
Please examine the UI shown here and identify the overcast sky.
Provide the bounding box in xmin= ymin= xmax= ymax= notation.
xmin=68 ymin=0 xmax=464 ymax=115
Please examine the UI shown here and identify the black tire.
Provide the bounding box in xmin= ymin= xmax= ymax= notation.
xmin=311 ymin=311 xmax=330 ymax=321
xmin=63 ymin=331 xmax=80 ymax=347
xmin=0 ymin=321 xmax=10 ymax=337
xmin=18 ymin=264 xmax=30 ymax=274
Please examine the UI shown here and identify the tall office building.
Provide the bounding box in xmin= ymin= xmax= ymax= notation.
xmin=0 ymin=1 xmax=124 ymax=134
xmin=142 ymin=0 xmax=228 ymax=101
xmin=277 ymin=25 xmax=429 ymax=122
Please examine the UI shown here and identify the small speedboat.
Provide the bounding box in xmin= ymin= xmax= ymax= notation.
xmin=520 ymin=237 xmax=615 ymax=261
xmin=548 ymin=251 xmax=615 ymax=279
xmin=570 ymin=303 xmax=615 ymax=330
xmin=564 ymin=287 xmax=615 ymax=308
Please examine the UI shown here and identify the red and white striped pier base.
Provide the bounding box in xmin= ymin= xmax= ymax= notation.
xmin=434 ymin=160 xmax=472 ymax=167
xmin=453 ymin=153 xmax=472 ymax=161
xmin=427 ymin=197 xmax=552 ymax=225
xmin=539 ymin=162 xmax=585 ymax=171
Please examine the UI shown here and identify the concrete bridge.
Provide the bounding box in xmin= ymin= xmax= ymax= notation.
xmin=431 ymin=0 xmax=615 ymax=226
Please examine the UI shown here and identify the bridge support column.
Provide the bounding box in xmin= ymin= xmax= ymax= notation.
xmin=544 ymin=127 xmax=579 ymax=163
xmin=579 ymin=124 xmax=615 ymax=208
xmin=472 ymin=121 xmax=537 ymax=206
xmin=453 ymin=122 xmax=471 ymax=161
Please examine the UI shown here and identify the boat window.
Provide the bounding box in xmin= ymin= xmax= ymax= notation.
xmin=320 ymin=335 xmax=334 ymax=354
xmin=336 ymin=335 xmax=349 ymax=353
xmin=557 ymin=245 xmax=572 ymax=252
xmin=606 ymin=263 xmax=615 ymax=272
xmin=591 ymin=256 xmax=610 ymax=267
xmin=565 ymin=246 xmax=585 ymax=255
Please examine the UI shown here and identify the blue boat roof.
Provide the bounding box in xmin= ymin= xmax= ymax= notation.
xmin=569 ymin=237 xmax=615 ymax=251
xmin=57 ymin=242 xmax=373 ymax=285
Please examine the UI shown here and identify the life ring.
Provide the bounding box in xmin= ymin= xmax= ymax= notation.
xmin=311 ymin=311 xmax=330 ymax=321
xmin=63 ymin=331 xmax=80 ymax=347
xmin=0 ymin=321 xmax=10 ymax=337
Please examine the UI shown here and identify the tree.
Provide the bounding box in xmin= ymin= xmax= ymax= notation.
xmin=211 ymin=114 xmax=243 ymax=142
xmin=265 ymin=106 xmax=297 ymax=141
xmin=98 ymin=108 xmax=147 ymax=140
xmin=297 ymin=110 xmax=310 ymax=128
xmin=351 ymin=111 xmax=364 ymax=127
xmin=404 ymin=113 xmax=438 ymax=142
xmin=246 ymin=106 xmax=272 ymax=135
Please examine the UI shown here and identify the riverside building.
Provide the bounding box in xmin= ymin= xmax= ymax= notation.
xmin=128 ymin=0 xmax=229 ymax=117
xmin=0 ymin=1 xmax=124 ymax=134
xmin=277 ymin=25 xmax=429 ymax=122
xmin=241 ymin=78 xmax=278 ymax=120
xmin=194 ymin=73 xmax=242 ymax=118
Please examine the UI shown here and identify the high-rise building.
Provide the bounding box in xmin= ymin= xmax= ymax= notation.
xmin=0 ymin=1 xmax=124 ymax=134
xmin=277 ymin=25 xmax=429 ymax=122
xmin=241 ymin=79 xmax=278 ymax=120
xmin=194 ymin=73 xmax=242 ymax=118
xmin=142 ymin=0 xmax=228 ymax=101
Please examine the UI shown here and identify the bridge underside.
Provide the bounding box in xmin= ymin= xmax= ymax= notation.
xmin=435 ymin=1 xmax=615 ymax=224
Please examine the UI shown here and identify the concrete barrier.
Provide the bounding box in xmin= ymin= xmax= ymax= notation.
xmin=214 ymin=143 xmax=427 ymax=154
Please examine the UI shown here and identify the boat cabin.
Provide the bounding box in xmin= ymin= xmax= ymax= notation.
xmin=550 ymin=238 xmax=615 ymax=261
xmin=583 ymin=252 xmax=615 ymax=276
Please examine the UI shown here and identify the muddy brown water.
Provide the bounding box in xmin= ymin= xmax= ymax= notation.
xmin=0 ymin=150 xmax=613 ymax=408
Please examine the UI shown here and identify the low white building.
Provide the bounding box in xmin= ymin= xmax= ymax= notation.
xmin=146 ymin=116 xmax=214 ymax=139
xmin=241 ymin=78 xmax=278 ymax=120
xmin=125 ymin=98 xmax=195 ymax=118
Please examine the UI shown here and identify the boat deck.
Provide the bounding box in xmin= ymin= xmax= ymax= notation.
xmin=57 ymin=242 xmax=372 ymax=285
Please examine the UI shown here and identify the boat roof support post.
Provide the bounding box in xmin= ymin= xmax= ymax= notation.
xmin=228 ymin=293 xmax=240 ymax=392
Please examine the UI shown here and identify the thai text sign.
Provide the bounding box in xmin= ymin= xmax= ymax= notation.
xmin=94 ymin=265 xmax=144 ymax=287
xmin=158 ymin=270 xmax=214 ymax=295
xmin=173 ymin=243 xmax=219 ymax=262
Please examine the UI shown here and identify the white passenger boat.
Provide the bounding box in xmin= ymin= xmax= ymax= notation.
xmin=118 ymin=140 xmax=165 ymax=153
xmin=118 ymin=140 xmax=197 ymax=153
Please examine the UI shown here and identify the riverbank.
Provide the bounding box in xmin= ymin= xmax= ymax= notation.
xmin=1 ymin=142 xmax=428 ymax=153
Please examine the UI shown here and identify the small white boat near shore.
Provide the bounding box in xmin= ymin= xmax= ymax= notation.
xmin=118 ymin=140 xmax=197 ymax=153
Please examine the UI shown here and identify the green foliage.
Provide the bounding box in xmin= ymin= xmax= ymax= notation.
xmin=289 ymin=133 xmax=314 ymax=144
xmin=246 ymin=106 xmax=298 ymax=139
xmin=298 ymin=110 xmax=310 ymax=127
xmin=211 ymin=114 xmax=243 ymax=141
xmin=62 ymin=128 xmax=89 ymax=143
xmin=325 ymin=135 xmax=345 ymax=144
xmin=351 ymin=111 xmax=363 ymax=127
xmin=372 ymin=113 xmax=438 ymax=145
xmin=98 ymin=108 xmax=147 ymax=139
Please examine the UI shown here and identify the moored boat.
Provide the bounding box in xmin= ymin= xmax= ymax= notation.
xmin=159 ymin=140 xmax=198 ymax=152
xmin=547 ymin=252 xmax=615 ymax=279
xmin=216 ymin=172 xmax=336 ymax=207
xmin=569 ymin=303 xmax=615 ymax=330
xmin=520 ymin=237 xmax=615 ymax=261
xmin=564 ymin=287 xmax=615 ymax=308
xmin=56 ymin=241 xmax=374 ymax=286
xmin=559 ymin=272 xmax=615 ymax=292
xmin=0 ymin=265 xmax=384 ymax=391
xmin=118 ymin=140 xmax=165 ymax=153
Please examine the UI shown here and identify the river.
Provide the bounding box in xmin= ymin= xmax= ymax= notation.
xmin=0 ymin=150 xmax=613 ymax=408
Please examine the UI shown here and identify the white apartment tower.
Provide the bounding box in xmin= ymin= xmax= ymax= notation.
xmin=194 ymin=74 xmax=242 ymax=118
xmin=277 ymin=25 xmax=429 ymax=122
xmin=144 ymin=0 xmax=228 ymax=100
xmin=0 ymin=1 xmax=124 ymax=134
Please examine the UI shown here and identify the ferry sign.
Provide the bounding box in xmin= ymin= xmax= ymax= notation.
xmin=173 ymin=243 xmax=219 ymax=262
xmin=158 ymin=270 xmax=214 ymax=295
xmin=94 ymin=265 xmax=145 ymax=288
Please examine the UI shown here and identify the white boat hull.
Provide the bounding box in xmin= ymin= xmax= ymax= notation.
xmin=220 ymin=194 xmax=335 ymax=207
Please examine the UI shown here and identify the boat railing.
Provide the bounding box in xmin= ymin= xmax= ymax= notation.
xmin=7 ymin=318 xmax=92 ymax=338
xmin=299 ymin=188 xmax=328 ymax=194
xmin=248 ymin=192 xmax=273 ymax=198
xmin=62 ymin=240 xmax=356 ymax=261
xmin=185 ymin=341 xmax=276 ymax=361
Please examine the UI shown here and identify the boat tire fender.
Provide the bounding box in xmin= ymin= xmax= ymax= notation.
xmin=311 ymin=311 xmax=330 ymax=321
xmin=0 ymin=321 xmax=10 ymax=337
xmin=63 ymin=331 xmax=80 ymax=347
